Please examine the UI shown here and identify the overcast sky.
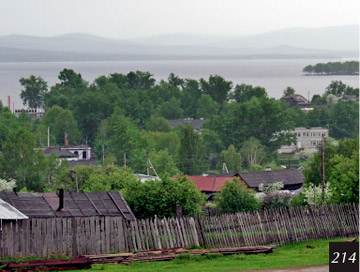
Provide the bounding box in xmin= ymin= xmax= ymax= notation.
xmin=0 ymin=0 xmax=359 ymax=39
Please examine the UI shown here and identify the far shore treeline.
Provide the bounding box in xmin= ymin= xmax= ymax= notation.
xmin=303 ymin=61 xmax=359 ymax=75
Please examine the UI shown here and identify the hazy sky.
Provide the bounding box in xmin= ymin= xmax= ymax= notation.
xmin=0 ymin=0 xmax=359 ymax=39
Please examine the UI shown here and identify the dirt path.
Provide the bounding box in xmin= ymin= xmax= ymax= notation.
xmin=239 ymin=264 xmax=329 ymax=272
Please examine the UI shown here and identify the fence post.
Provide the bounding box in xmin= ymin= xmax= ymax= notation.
xmin=195 ymin=216 xmax=206 ymax=247
xmin=71 ymin=217 xmax=78 ymax=257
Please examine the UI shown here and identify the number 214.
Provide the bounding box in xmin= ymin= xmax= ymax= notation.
xmin=331 ymin=252 xmax=357 ymax=263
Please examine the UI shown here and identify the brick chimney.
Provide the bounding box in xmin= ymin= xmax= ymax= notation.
xmin=64 ymin=131 xmax=69 ymax=147
xmin=57 ymin=189 xmax=64 ymax=211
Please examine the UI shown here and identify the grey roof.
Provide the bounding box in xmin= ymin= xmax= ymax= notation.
xmin=43 ymin=147 xmax=78 ymax=158
xmin=296 ymin=127 xmax=327 ymax=131
xmin=0 ymin=192 xmax=135 ymax=220
xmin=69 ymin=158 xmax=97 ymax=168
xmin=168 ymin=119 xmax=204 ymax=130
xmin=0 ymin=192 xmax=56 ymax=218
xmin=0 ymin=198 xmax=28 ymax=220
xmin=239 ymin=169 xmax=304 ymax=188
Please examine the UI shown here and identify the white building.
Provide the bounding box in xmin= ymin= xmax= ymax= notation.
xmin=278 ymin=126 xmax=329 ymax=154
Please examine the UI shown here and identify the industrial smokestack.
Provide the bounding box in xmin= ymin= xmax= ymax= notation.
xmin=57 ymin=189 xmax=64 ymax=211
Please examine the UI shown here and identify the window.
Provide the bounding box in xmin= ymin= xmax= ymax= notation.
xmin=303 ymin=133 xmax=306 ymax=136
xmin=298 ymin=133 xmax=301 ymax=137
xmin=82 ymin=151 xmax=87 ymax=159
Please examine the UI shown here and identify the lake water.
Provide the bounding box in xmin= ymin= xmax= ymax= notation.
xmin=0 ymin=59 xmax=358 ymax=109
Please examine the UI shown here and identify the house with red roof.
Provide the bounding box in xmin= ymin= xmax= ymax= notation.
xmin=183 ymin=168 xmax=304 ymax=201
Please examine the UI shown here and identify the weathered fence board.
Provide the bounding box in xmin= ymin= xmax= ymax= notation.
xmin=0 ymin=204 xmax=358 ymax=258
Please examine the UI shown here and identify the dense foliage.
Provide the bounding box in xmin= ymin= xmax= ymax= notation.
xmin=123 ymin=175 xmax=206 ymax=218
xmin=0 ymin=70 xmax=358 ymax=195
xmin=303 ymin=138 xmax=359 ymax=204
xmin=303 ymin=61 xmax=359 ymax=75
xmin=215 ymin=178 xmax=259 ymax=212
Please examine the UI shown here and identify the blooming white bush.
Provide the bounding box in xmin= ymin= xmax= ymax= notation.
xmin=258 ymin=181 xmax=284 ymax=194
xmin=0 ymin=178 xmax=16 ymax=192
xmin=303 ymin=185 xmax=332 ymax=206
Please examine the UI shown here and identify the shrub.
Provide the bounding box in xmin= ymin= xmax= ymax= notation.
xmin=290 ymin=193 xmax=307 ymax=206
xmin=215 ymin=178 xmax=259 ymax=213
xmin=261 ymin=191 xmax=292 ymax=209
xmin=123 ymin=175 xmax=206 ymax=218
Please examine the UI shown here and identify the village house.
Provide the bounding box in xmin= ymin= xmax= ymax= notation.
xmin=283 ymin=94 xmax=310 ymax=109
xmin=38 ymin=132 xmax=97 ymax=167
xmin=185 ymin=168 xmax=304 ymax=201
xmin=168 ymin=118 xmax=204 ymax=131
xmin=278 ymin=126 xmax=329 ymax=154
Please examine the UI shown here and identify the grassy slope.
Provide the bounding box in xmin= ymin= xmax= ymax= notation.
xmin=78 ymin=238 xmax=344 ymax=272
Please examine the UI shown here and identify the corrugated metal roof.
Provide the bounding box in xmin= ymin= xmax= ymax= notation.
xmin=239 ymin=169 xmax=304 ymax=188
xmin=0 ymin=198 xmax=28 ymax=220
xmin=0 ymin=191 xmax=135 ymax=221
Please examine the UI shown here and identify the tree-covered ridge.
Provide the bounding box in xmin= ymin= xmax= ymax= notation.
xmin=303 ymin=61 xmax=359 ymax=75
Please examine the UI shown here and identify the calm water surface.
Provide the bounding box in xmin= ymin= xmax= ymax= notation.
xmin=0 ymin=59 xmax=358 ymax=109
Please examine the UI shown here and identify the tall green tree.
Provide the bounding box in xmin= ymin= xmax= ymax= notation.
xmin=233 ymin=84 xmax=267 ymax=103
xmin=19 ymin=75 xmax=48 ymax=111
xmin=240 ymin=137 xmax=266 ymax=168
xmin=43 ymin=106 xmax=81 ymax=145
xmin=328 ymin=150 xmax=358 ymax=204
xmin=200 ymin=75 xmax=232 ymax=104
xmin=0 ymin=127 xmax=48 ymax=191
xmin=283 ymin=87 xmax=295 ymax=97
xmin=218 ymin=144 xmax=242 ymax=173
xmin=177 ymin=124 xmax=207 ymax=175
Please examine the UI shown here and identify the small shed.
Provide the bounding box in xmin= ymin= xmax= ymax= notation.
xmin=0 ymin=191 xmax=135 ymax=221
xmin=0 ymin=198 xmax=28 ymax=220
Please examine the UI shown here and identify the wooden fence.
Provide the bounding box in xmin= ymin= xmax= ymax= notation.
xmin=0 ymin=217 xmax=128 ymax=258
xmin=128 ymin=203 xmax=359 ymax=251
xmin=0 ymin=204 xmax=358 ymax=258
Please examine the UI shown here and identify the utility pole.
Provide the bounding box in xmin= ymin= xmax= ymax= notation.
xmin=146 ymin=157 xmax=158 ymax=177
xmin=102 ymin=144 xmax=105 ymax=165
xmin=321 ymin=135 xmax=325 ymax=201
xmin=146 ymin=157 xmax=150 ymax=176
xmin=123 ymin=153 xmax=127 ymax=167
xmin=47 ymin=127 xmax=50 ymax=147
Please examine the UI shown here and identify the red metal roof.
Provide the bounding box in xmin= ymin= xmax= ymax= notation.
xmin=186 ymin=175 xmax=234 ymax=193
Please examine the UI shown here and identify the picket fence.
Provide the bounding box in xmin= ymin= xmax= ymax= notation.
xmin=0 ymin=203 xmax=358 ymax=258
xmin=128 ymin=203 xmax=359 ymax=251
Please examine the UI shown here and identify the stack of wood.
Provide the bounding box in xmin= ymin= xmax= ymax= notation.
xmin=0 ymin=257 xmax=92 ymax=271
xmin=85 ymin=245 xmax=275 ymax=265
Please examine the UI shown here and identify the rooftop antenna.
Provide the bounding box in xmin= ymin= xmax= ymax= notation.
xmin=222 ymin=162 xmax=229 ymax=174
xmin=146 ymin=157 xmax=158 ymax=177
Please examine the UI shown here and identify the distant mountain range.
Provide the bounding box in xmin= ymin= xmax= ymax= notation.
xmin=0 ymin=25 xmax=358 ymax=62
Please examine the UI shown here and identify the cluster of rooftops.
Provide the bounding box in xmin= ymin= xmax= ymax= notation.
xmin=0 ymin=161 xmax=304 ymax=221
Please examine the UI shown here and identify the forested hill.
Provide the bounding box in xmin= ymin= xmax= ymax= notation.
xmin=0 ymin=25 xmax=358 ymax=62
xmin=303 ymin=61 xmax=359 ymax=75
